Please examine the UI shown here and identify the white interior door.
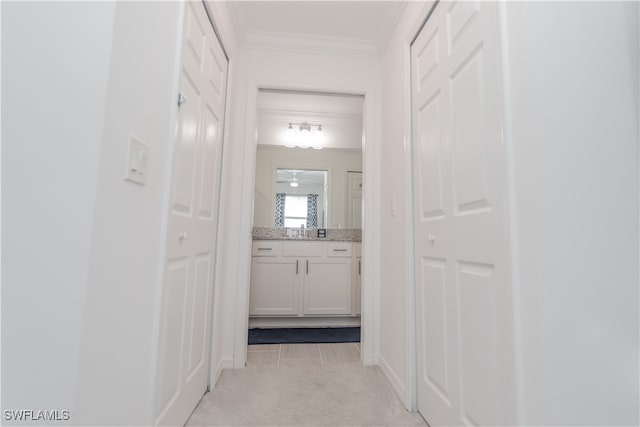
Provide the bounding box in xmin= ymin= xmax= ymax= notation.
xmin=154 ymin=2 xmax=228 ymax=425
xmin=411 ymin=2 xmax=516 ymax=426
xmin=346 ymin=171 xmax=363 ymax=228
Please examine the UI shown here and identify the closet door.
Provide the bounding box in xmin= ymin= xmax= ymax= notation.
xmin=411 ymin=2 xmax=517 ymax=425
xmin=154 ymin=2 xmax=228 ymax=426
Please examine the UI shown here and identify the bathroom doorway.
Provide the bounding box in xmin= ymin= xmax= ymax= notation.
xmin=247 ymin=89 xmax=365 ymax=365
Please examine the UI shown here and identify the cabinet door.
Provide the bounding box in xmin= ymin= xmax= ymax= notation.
xmin=249 ymin=257 xmax=300 ymax=316
xmin=303 ymin=258 xmax=352 ymax=315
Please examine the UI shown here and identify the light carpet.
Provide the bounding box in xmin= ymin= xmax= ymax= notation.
xmin=186 ymin=364 xmax=427 ymax=426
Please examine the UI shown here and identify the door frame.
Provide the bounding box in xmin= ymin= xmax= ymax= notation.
xmin=395 ymin=1 xmax=438 ymax=412
xmin=230 ymin=79 xmax=380 ymax=368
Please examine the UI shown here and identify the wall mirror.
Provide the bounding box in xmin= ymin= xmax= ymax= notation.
xmin=275 ymin=168 xmax=328 ymax=228
xmin=252 ymin=89 xmax=364 ymax=229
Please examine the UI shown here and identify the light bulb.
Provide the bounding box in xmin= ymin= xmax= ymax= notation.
xmin=283 ymin=123 xmax=295 ymax=145
xmin=290 ymin=181 xmax=299 ymax=188
xmin=313 ymin=124 xmax=325 ymax=147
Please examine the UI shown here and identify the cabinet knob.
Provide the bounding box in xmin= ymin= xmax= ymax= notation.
xmin=179 ymin=232 xmax=188 ymax=241
xmin=427 ymin=233 xmax=435 ymax=243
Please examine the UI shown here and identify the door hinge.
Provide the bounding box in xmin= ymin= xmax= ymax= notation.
xmin=177 ymin=90 xmax=188 ymax=107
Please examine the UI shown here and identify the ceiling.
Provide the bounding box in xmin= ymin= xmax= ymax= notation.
xmin=257 ymin=90 xmax=363 ymax=149
xmin=227 ymin=1 xmax=407 ymax=56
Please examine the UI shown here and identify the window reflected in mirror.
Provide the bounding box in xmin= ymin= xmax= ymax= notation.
xmin=275 ymin=169 xmax=327 ymax=228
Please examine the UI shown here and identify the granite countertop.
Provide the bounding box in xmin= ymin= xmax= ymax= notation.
xmin=252 ymin=226 xmax=361 ymax=242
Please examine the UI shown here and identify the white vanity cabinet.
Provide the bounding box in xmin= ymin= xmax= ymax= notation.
xmin=304 ymin=242 xmax=352 ymax=315
xmin=249 ymin=240 xmax=359 ymax=318
xmin=249 ymin=240 xmax=301 ymax=316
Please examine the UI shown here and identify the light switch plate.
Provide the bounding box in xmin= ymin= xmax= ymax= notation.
xmin=125 ymin=135 xmax=148 ymax=185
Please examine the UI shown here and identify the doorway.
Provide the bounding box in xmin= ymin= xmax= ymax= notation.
xmin=246 ymin=90 xmax=364 ymax=363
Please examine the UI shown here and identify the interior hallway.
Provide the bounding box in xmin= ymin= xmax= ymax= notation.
xmin=186 ymin=343 xmax=426 ymax=426
xmin=3 ymin=2 xmax=638 ymax=426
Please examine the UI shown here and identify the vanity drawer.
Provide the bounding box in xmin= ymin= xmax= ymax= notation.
xmin=282 ymin=241 xmax=324 ymax=257
xmin=252 ymin=241 xmax=281 ymax=257
xmin=327 ymin=242 xmax=352 ymax=257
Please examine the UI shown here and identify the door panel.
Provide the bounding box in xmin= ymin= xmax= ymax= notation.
xmin=457 ymin=261 xmax=499 ymax=426
xmin=197 ymin=106 xmax=221 ymax=219
xmin=156 ymin=258 xmax=189 ymax=413
xmin=186 ymin=253 xmax=213 ymax=378
xmin=450 ymin=47 xmax=490 ymax=212
xmin=420 ymin=258 xmax=449 ymax=403
xmin=412 ymin=2 xmax=516 ymax=426
xmin=170 ymin=72 xmax=200 ymax=216
xmin=417 ymin=93 xmax=445 ymax=220
xmin=155 ymin=2 xmax=228 ymax=426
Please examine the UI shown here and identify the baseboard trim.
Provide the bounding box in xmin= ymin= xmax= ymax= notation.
xmin=378 ymin=354 xmax=409 ymax=411
xmin=249 ymin=316 xmax=361 ymax=329
xmin=210 ymin=358 xmax=234 ymax=389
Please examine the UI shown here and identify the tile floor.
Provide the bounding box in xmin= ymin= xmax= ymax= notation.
xmin=247 ymin=343 xmax=362 ymax=367
xmin=186 ymin=343 xmax=427 ymax=426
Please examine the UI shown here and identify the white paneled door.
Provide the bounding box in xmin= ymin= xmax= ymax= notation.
xmin=154 ymin=2 xmax=227 ymax=426
xmin=411 ymin=2 xmax=516 ymax=426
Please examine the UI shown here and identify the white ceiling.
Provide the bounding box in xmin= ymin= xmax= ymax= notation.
xmin=257 ymin=90 xmax=363 ymax=149
xmin=227 ymin=1 xmax=407 ymax=56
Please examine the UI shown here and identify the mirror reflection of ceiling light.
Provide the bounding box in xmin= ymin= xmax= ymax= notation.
xmin=285 ymin=122 xmax=324 ymax=149
xmin=289 ymin=172 xmax=299 ymax=187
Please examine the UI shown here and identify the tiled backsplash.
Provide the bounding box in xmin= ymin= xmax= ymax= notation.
xmin=252 ymin=226 xmax=361 ymax=242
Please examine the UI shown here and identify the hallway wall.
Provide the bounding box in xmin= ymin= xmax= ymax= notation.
xmin=502 ymin=2 xmax=639 ymax=424
xmin=74 ymin=2 xmax=184 ymax=425
xmin=2 ymin=3 xmax=116 ymax=423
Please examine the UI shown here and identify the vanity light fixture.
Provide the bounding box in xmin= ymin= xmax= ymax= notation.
xmin=285 ymin=122 xmax=324 ymax=149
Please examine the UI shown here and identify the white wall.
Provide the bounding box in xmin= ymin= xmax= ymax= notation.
xmin=253 ymin=146 xmax=362 ymax=228
xmin=73 ymin=2 xmax=184 ymax=425
xmin=215 ymin=47 xmax=380 ymax=370
xmin=2 ymin=2 xmax=115 ymax=423
xmin=502 ymin=2 xmax=639 ymax=425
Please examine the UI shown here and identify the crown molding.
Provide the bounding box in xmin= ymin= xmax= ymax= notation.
xmin=242 ymin=31 xmax=379 ymax=58
xmin=258 ymin=108 xmax=362 ymax=123
xmin=375 ymin=2 xmax=408 ymax=57
xmin=257 ymin=144 xmax=362 ymax=153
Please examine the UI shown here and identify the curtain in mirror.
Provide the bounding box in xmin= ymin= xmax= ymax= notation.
xmin=275 ymin=193 xmax=286 ymax=227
